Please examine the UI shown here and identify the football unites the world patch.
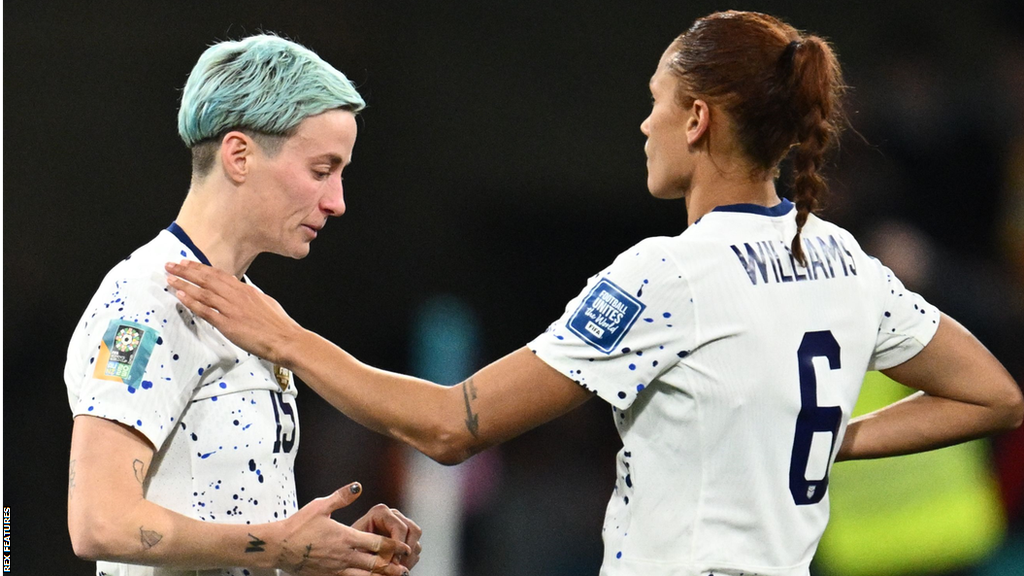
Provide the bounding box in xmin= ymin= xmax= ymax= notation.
xmin=567 ymin=278 xmax=646 ymax=354
xmin=93 ymin=319 xmax=160 ymax=389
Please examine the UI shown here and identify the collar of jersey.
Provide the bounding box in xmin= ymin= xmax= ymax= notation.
xmin=711 ymin=198 xmax=794 ymax=217
xmin=167 ymin=222 xmax=212 ymax=266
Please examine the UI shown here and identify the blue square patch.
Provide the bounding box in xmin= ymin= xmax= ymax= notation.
xmin=566 ymin=278 xmax=646 ymax=354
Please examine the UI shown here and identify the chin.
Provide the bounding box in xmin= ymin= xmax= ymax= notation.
xmin=647 ymin=174 xmax=688 ymax=200
xmin=648 ymin=182 xmax=679 ymax=200
xmin=277 ymin=244 xmax=312 ymax=260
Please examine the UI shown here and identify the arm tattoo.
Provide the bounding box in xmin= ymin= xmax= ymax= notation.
xmin=133 ymin=459 xmax=146 ymax=485
xmin=462 ymin=377 xmax=480 ymax=438
xmin=246 ymin=533 xmax=267 ymax=553
xmin=140 ymin=527 xmax=163 ymax=549
xmin=68 ymin=460 xmax=76 ymax=499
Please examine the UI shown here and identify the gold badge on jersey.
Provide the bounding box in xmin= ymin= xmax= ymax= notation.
xmin=273 ymin=365 xmax=291 ymax=391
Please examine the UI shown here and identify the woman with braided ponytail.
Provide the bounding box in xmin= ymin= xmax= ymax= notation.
xmin=166 ymin=11 xmax=1022 ymax=576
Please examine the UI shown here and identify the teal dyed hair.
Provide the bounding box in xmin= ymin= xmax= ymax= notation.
xmin=177 ymin=34 xmax=365 ymax=150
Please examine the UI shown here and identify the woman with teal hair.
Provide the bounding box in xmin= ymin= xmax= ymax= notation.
xmin=66 ymin=34 xmax=420 ymax=576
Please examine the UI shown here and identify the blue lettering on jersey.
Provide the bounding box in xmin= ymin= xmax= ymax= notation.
xmin=567 ymin=278 xmax=646 ymax=354
xmin=731 ymin=235 xmax=858 ymax=286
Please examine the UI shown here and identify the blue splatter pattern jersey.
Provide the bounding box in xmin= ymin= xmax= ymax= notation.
xmin=65 ymin=227 xmax=300 ymax=576
xmin=529 ymin=200 xmax=940 ymax=576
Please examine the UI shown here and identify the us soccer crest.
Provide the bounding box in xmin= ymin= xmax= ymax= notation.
xmin=94 ymin=319 xmax=159 ymax=389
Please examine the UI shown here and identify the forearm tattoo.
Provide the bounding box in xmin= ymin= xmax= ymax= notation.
xmin=133 ymin=459 xmax=146 ymax=485
xmin=68 ymin=460 xmax=77 ymax=499
xmin=246 ymin=533 xmax=267 ymax=553
xmin=462 ymin=377 xmax=480 ymax=438
xmin=140 ymin=527 xmax=163 ymax=549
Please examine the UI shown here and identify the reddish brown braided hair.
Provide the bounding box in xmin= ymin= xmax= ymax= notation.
xmin=668 ymin=11 xmax=847 ymax=265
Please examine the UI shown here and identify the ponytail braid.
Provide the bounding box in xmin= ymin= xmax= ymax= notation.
xmin=785 ymin=37 xmax=845 ymax=266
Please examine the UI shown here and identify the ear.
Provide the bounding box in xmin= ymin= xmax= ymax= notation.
xmin=219 ymin=131 xmax=254 ymax=184
xmin=685 ymin=99 xmax=711 ymax=146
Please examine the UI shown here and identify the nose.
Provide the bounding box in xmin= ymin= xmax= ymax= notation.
xmin=321 ymin=176 xmax=346 ymax=217
xmin=640 ymin=115 xmax=651 ymax=137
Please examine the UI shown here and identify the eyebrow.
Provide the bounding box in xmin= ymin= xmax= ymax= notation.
xmin=312 ymin=154 xmax=346 ymax=166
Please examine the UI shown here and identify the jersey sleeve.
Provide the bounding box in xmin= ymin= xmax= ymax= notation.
xmin=66 ymin=270 xmax=216 ymax=449
xmin=528 ymin=238 xmax=695 ymax=410
xmin=868 ymin=261 xmax=941 ymax=371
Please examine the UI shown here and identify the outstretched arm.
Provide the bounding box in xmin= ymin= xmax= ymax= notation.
xmin=69 ymin=414 xmax=413 ymax=575
xmin=837 ymin=313 xmax=1023 ymax=461
xmin=165 ymin=260 xmax=594 ymax=464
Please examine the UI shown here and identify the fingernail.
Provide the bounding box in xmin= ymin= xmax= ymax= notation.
xmin=403 ymin=572 xmax=409 ymax=576
xmin=350 ymin=483 xmax=361 ymax=494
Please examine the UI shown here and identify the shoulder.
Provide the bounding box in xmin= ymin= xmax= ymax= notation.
xmin=93 ymin=231 xmax=191 ymax=306
xmin=72 ymin=232 xmax=200 ymax=343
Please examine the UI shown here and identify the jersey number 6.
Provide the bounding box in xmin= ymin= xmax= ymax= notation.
xmin=789 ymin=330 xmax=842 ymax=506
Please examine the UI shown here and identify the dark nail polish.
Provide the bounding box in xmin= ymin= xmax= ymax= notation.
xmin=350 ymin=483 xmax=361 ymax=494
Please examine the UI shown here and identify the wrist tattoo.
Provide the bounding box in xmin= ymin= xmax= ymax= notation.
xmin=133 ymin=459 xmax=146 ymax=485
xmin=246 ymin=533 xmax=266 ymax=553
xmin=68 ymin=460 xmax=77 ymax=499
xmin=462 ymin=378 xmax=480 ymax=438
xmin=140 ymin=527 xmax=163 ymax=549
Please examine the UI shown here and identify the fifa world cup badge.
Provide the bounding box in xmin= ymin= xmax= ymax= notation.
xmin=94 ymin=319 xmax=159 ymax=389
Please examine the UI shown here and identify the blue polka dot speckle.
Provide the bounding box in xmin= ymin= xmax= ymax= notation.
xmin=180 ymin=250 xmax=187 ymax=257
xmin=628 ymin=363 xmax=636 ymax=370
xmin=198 ymin=367 xmax=204 ymax=376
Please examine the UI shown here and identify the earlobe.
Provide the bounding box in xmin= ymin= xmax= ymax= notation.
xmin=220 ymin=131 xmax=253 ymax=183
xmin=686 ymin=99 xmax=711 ymax=146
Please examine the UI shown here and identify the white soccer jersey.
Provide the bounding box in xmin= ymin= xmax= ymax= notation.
xmin=529 ymin=199 xmax=939 ymax=576
xmin=65 ymin=224 xmax=300 ymax=576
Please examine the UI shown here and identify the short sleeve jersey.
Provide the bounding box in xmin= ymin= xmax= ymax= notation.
xmin=65 ymin=225 xmax=300 ymax=576
xmin=529 ymin=200 xmax=939 ymax=576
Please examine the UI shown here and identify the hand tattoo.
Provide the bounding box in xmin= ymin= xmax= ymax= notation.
xmin=246 ymin=533 xmax=267 ymax=553
xmin=294 ymin=544 xmax=313 ymax=573
xmin=133 ymin=459 xmax=146 ymax=485
xmin=140 ymin=527 xmax=163 ymax=549
xmin=68 ymin=460 xmax=77 ymax=499
xmin=462 ymin=377 xmax=480 ymax=438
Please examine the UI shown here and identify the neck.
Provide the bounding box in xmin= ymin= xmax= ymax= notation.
xmin=684 ymin=160 xmax=779 ymax=226
xmin=174 ymin=178 xmax=259 ymax=278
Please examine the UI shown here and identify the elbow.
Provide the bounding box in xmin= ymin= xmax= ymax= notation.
xmin=989 ymin=379 xmax=1024 ymax=434
xmin=69 ymin=519 xmax=109 ymax=561
xmin=411 ymin=424 xmax=478 ymax=466
xmin=68 ymin=507 xmax=124 ymax=561
xmin=1002 ymin=387 xmax=1024 ymax=432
